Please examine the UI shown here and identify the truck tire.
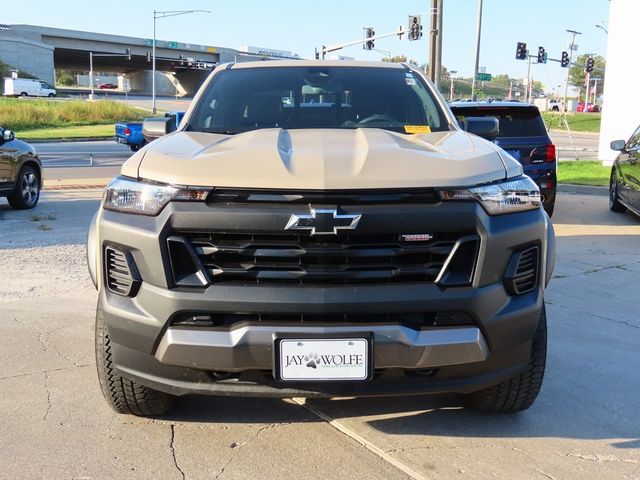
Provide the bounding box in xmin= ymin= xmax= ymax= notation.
xmin=48 ymin=93 xmax=55 ymax=98
xmin=466 ymin=304 xmax=547 ymax=413
xmin=95 ymin=305 xmax=176 ymax=416
xmin=7 ymin=165 xmax=40 ymax=209
xmin=130 ymin=140 xmax=146 ymax=152
xmin=20 ymin=92 xmax=28 ymax=97
xmin=543 ymin=202 xmax=555 ymax=218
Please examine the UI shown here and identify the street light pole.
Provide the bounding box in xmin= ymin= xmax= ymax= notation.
xmin=470 ymin=0 xmax=483 ymax=101
xmin=152 ymin=9 xmax=210 ymax=114
xmin=89 ymin=51 xmax=94 ymax=100
xmin=449 ymin=70 xmax=457 ymax=101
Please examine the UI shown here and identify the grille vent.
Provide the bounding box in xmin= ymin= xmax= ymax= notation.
xmin=505 ymin=246 xmax=539 ymax=295
xmin=105 ymin=246 xmax=140 ymax=296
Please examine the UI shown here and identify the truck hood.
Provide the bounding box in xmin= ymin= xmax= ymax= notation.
xmin=125 ymin=128 xmax=521 ymax=189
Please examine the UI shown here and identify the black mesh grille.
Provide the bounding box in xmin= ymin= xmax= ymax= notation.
xmin=104 ymin=246 xmax=139 ymax=296
xmin=170 ymin=232 xmax=476 ymax=285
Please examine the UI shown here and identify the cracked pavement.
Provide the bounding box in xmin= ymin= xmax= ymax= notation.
xmin=0 ymin=190 xmax=639 ymax=480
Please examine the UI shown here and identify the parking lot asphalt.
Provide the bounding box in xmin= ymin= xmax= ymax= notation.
xmin=0 ymin=191 xmax=639 ymax=480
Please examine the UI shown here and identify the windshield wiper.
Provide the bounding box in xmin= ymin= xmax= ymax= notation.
xmin=200 ymin=128 xmax=238 ymax=135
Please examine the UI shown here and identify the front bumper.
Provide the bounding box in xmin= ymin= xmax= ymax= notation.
xmin=91 ymin=198 xmax=555 ymax=398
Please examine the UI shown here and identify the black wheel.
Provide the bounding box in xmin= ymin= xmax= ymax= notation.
xmin=7 ymin=165 xmax=40 ymax=210
xmin=609 ymin=169 xmax=626 ymax=212
xmin=129 ymin=144 xmax=140 ymax=152
xmin=48 ymin=93 xmax=55 ymax=98
xmin=551 ymin=106 xmax=559 ymax=112
xmin=466 ymin=304 xmax=547 ymax=413
xmin=20 ymin=92 xmax=28 ymax=97
xmin=95 ymin=305 xmax=176 ymax=416
xmin=543 ymin=202 xmax=555 ymax=217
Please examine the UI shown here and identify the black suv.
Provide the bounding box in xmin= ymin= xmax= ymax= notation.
xmin=0 ymin=127 xmax=42 ymax=209
xmin=450 ymin=102 xmax=557 ymax=216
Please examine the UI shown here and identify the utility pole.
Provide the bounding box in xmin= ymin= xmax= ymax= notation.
xmin=434 ymin=0 xmax=443 ymax=89
xmin=471 ymin=0 xmax=483 ymax=100
xmin=428 ymin=0 xmax=438 ymax=83
xmin=562 ymin=29 xmax=581 ymax=112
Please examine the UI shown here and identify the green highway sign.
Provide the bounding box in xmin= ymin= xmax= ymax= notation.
xmin=145 ymin=39 xmax=154 ymax=47
xmin=167 ymin=41 xmax=179 ymax=49
xmin=476 ymin=73 xmax=492 ymax=81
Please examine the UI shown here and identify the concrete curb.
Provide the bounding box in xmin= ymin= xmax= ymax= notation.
xmin=557 ymin=183 xmax=607 ymax=196
xmin=44 ymin=177 xmax=111 ymax=190
xmin=28 ymin=137 xmax=114 ymax=143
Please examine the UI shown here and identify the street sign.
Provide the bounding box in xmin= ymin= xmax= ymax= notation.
xmin=476 ymin=73 xmax=492 ymax=81
xmin=145 ymin=39 xmax=154 ymax=47
xmin=167 ymin=41 xmax=179 ymax=49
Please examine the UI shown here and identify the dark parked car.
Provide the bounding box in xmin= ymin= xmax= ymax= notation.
xmin=98 ymin=83 xmax=118 ymax=90
xmin=0 ymin=127 xmax=42 ymax=209
xmin=450 ymin=102 xmax=557 ymax=216
xmin=609 ymin=126 xmax=640 ymax=217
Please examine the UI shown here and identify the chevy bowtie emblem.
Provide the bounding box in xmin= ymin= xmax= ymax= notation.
xmin=285 ymin=209 xmax=362 ymax=235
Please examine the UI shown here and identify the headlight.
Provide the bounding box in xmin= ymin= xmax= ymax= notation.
xmin=438 ymin=176 xmax=541 ymax=215
xmin=103 ymin=177 xmax=210 ymax=216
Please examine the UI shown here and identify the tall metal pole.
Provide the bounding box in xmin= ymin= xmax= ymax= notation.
xmin=562 ymin=30 xmax=581 ymax=113
xmin=526 ymin=52 xmax=532 ymax=103
xmin=449 ymin=70 xmax=457 ymax=101
xmin=152 ymin=10 xmax=157 ymax=114
xmin=89 ymin=51 xmax=94 ymax=100
xmin=434 ymin=0 xmax=443 ymax=89
xmin=428 ymin=0 xmax=437 ymax=83
xmin=471 ymin=0 xmax=483 ymax=101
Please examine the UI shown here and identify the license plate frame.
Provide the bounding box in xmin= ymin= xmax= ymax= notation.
xmin=273 ymin=332 xmax=373 ymax=382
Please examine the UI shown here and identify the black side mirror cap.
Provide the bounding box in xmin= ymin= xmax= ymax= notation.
xmin=610 ymin=139 xmax=626 ymax=152
xmin=142 ymin=117 xmax=177 ymax=142
xmin=464 ymin=117 xmax=499 ymax=140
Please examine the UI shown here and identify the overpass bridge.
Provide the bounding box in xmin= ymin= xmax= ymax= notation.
xmin=0 ymin=25 xmax=299 ymax=95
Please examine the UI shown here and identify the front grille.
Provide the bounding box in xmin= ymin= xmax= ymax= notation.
xmin=168 ymin=232 xmax=478 ymax=286
xmin=505 ymin=245 xmax=540 ymax=295
xmin=171 ymin=311 xmax=475 ymax=329
xmin=104 ymin=246 xmax=140 ymax=296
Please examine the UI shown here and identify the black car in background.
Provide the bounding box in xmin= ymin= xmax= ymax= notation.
xmin=609 ymin=125 xmax=640 ymax=217
xmin=0 ymin=126 xmax=42 ymax=209
xmin=450 ymin=102 xmax=557 ymax=216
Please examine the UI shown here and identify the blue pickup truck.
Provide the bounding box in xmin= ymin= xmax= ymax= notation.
xmin=115 ymin=112 xmax=185 ymax=151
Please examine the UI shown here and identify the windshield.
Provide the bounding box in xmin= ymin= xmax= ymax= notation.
xmin=187 ymin=66 xmax=448 ymax=135
xmin=450 ymin=106 xmax=547 ymax=138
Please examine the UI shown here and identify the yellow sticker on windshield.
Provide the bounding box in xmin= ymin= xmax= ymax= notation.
xmin=404 ymin=125 xmax=431 ymax=134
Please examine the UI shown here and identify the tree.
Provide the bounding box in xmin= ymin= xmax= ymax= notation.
xmin=381 ymin=55 xmax=407 ymax=63
xmin=569 ymin=54 xmax=605 ymax=91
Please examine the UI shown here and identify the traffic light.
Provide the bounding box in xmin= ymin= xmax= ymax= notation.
xmin=585 ymin=57 xmax=595 ymax=73
xmin=408 ymin=15 xmax=423 ymax=41
xmin=364 ymin=27 xmax=375 ymax=50
xmin=515 ymin=42 xmax=527 ymax=60
xmin=537 ymin=46 xmax=546 ymax=63
xmin=561 ymin=51 xmax=570 ymax=68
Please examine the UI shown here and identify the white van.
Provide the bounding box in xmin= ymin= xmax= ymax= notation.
xmin=3 ymin=78 xmax=56 ymax=97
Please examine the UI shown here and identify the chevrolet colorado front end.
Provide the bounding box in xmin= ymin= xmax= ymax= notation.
xmin=87 ymin=61 xmax=555 ymax=416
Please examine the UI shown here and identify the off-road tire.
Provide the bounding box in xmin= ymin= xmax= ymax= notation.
xmin=543 ymin=202 xmax=555 ymax=218
xmin=467 ymin=304 xmax=547 ymax=413
xmin=7 ymin=165 xmax=40 ymax=209
xmin=95 ymin=306 xmax=176 ymax=416
xmin=609 ymin=169 xmax=626 ymax=212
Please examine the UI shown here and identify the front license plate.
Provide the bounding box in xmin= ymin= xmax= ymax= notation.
xmin=278 ymin=338 xmax=369 ymax=381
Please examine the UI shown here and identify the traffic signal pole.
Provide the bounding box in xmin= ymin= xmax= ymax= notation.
xmin=562 ymin=29 xmax=581 ymax=113
xmin=320 ymin=27 xmax=405 ymax=59
xmin=471 ymin=0 xmax=483 ymax=101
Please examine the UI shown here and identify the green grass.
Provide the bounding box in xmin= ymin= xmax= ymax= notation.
xmin=0 ymin=98 xmax=146 ymax=131
xmin=557 ymin=160 xmax=610 ymax=186
xmin=18 ymin=124 xmax=115 ymax=140
xmin=542 ymin=112 xmax=601 ymax=133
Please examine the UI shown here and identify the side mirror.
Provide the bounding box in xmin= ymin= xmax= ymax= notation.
xmin=464 ymin=117 xmax=499 ymax=140
xmin=610 ymin=139 xmax=626 ymax=152
xmin=142 ymin=117 xmax=177 ymax=142
xmin=1 ymin=129 xmax=15 ymax=142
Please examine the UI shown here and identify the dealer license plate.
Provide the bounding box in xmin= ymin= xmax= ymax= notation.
xmin=278 ymin=338 xmax=369 ymax=381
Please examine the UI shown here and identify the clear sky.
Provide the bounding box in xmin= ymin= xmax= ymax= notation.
xmin=2 ymin=0 xmax=610 ymax=93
